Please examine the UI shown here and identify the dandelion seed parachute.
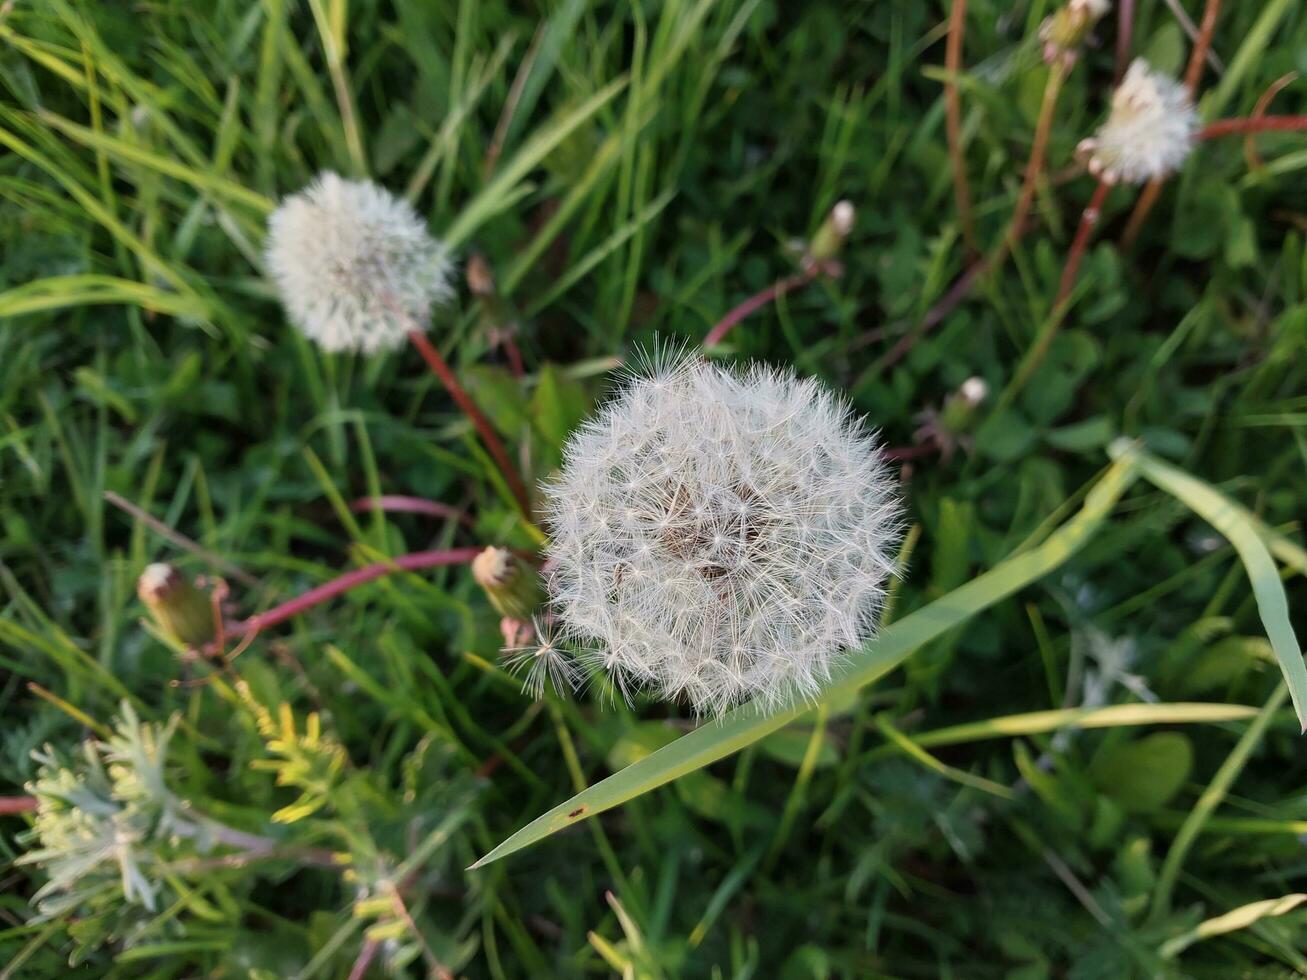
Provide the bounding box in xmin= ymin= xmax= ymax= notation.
xmin=1078 ymin=59 xmax=1198 ymax=184
xmin=265 ymin=172 xmax=453 ymax=353
xmin=543 ymin=355 xmax=902 ymax=716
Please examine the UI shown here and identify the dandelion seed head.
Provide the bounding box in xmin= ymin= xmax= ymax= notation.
xmin=1078 ymin=59 xmax=1197 ymax=184
xmin=265 ymin=172 xmax=452 ymax=353
xmin=543 ymin=356 xmax=902 ymax=715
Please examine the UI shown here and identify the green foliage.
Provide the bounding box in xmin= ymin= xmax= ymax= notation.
xmin=3 ymin=0 xmax=1307 ymax=976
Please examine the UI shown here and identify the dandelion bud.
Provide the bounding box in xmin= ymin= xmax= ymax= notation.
xmin=265 ymin=172 xmax=453 ymax=354
xmin=544 ymin=356 xmax=902 ymax=715
xmin=1039 ymin=0 xmax=1110 ymax=65
xmin=472 ymin=547 xmax=543 ymax=620
xmin=1077 ymin=59 xmax=1198 ymax=184
xmin=466 ymin=253 xmax=497 ymax=299
xmin=808 ymin=200 xmax=855 ymax=263
xmin=137 ymin=563 xmax=213 ymax=648
xmin=938 ymin=376 xmax=989 ymax=434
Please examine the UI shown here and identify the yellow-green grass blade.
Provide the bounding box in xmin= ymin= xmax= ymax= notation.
xmin=1113 ymin=441 xmax=1307 ymax=731
xmin=443 ymin=76 xmax=627 ymax=249
xmin=0 ymin=275 xmax=211 ymax=320
xmin=469 ymin=455 xmax=1139 ymax=868
xmin=1160 ymin=893 xmax=1307 ymax=959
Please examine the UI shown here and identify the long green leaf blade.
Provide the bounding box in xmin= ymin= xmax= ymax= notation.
xmin=470 ymin=456 xmax=1140 ymax=868
xmin=1114 ymin=441 xmax=1307 ymax=731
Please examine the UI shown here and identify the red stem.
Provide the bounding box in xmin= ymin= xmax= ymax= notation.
xmin=0 ymin=795 xmax=38 ymax=815
xmin=349 ymin=495 xmax=472 ymax=526
xmin=703 ymin=263 xmax=832 ymax=347
xmin=944 ymin=0 xmax=977 ymax=254
xmin=407 ymin=331 xmax=532 ymax=519
xmin=1201 ymin=115 xmax=1307 ymax=139
xmin=1057 ymin=180 xmax=1112 ymax=306
xmin=881 ymin=258 xmax=989 ymax=370
xmin=1115 ymin=0 xmax=1135 ymax=82
xmin=1184 ymin=0 xmax=1222 ymax=95
xmin=227 ymin=547 xmax=481 ymax=637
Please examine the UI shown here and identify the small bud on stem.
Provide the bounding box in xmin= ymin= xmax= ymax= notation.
xmin=138 ymin=563 xmax=215 ymax=648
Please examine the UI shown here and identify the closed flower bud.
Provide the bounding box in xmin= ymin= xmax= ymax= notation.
xmin=808 ymin=200 xmax=855 ymax=264
xmin=1039 ymin=0 xmax=1110 ymax=65
xmin=472 ymin=547 xmax=543 ymax=620
xmin=137 ymin=563 xmax=213 ymax=648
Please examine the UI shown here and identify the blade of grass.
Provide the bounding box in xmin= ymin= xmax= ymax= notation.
xmin=1112 ymin=441 xmax=1307 ymax=731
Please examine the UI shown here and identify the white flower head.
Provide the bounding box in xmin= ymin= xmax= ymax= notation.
xmin=265 ymin=172 xmax=453 ymax=353
xmin=1078 ymin=59 xmax=1198 ymax=184
xmin=543 ymin=354 xmax=902 ymax=716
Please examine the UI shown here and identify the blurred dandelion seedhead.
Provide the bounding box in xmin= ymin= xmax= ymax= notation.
xmin=265 ymin=172 xmax=453 ymax=353
xmin=1078 ymin=59 xmax=1198 ymax=184
xmin=543 ymin=356 xmax=902 ymax=715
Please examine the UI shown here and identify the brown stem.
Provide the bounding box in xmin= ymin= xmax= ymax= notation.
xmin=1244 ymin=74 xmax=1299 ymax=172
xmin=224 ymin=547 xmax=481 ymax=640
xmin=702 ymin=262 xmax=835 ymax=347
xmin=407 ymin=330 xmax=532 ymax=519
xmin=945 ymin=0 xmax=977 ymax=254
xmin=0 ymin=795 xmax=37 ymax=815
xmin=1183 ymin=0 xmax=1222 ymax=94
xmin=1115 ymin=0 xmax=1135 ymax=82
xmin=998 ymin=59 xmax=1068 ymax=266
xmin=1057 ymin=180 xmax=1112 ymax=306
xmin=880 ymin=259 xmax=988 ymax=370
xmin=349 ymin=495 xmax=473 ymax=527
xmin=1201 ymin=115 xmax=1307 ymax=139
xmin=1120 ymin=178 xmax=1162 ymax=249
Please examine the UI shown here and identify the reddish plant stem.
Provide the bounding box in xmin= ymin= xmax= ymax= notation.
xmin=349 ymin=495 xmax=472 ymax=527
xmin=1201 ymin=115 xmax=1307 ymax=139
xmin=1244 ymin=74 xmax=1299 ymax=172
xmin=1057 ymin=179 xmax=1112 ymax=306
xmin=226 ymin=547 xmax=481 ymax=638
xmin=998 ymin=58 xmax=1068 ymax=264
xmin=407 ymin=331 xmax=532 ymax=520
xmin=1183 ymin=0 xmax=1222 ymax=94
xmin=347 ymin=940 xmax=382 ymax=980
xmin=1115 ymin=0 xmax=1135 ymax=82
xmin=0 ymin=795 xmax=38 ymax=815
xmin=703 ymin=262 xmax=835 ymax=347
xmin=944 ymin=0 xmax=977 ymax=254
xmin=880 ymin=259 xmax=988 ymax=370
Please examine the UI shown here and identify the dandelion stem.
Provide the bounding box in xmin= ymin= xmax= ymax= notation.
xmin=407 ymin=330 xmax=533 ymax=519
xmin=1057 ymin=179 xmax=1112 ymax=306
xmin=349 ymin=495 xmax=472 ymax=526
xmin=702 ymin=262 xmax=835 ymax=347
xmin=1200 ymin=115 xmax=1307 ymax=138
xmin=0 ymin=795 xmax=37 ymax=815
xmin=945 ymin=0 xmax=977 ymax=254
xmin=996 ymin=58 xmax=1069 ymax=267
xmin=879 ymin=258 xmax=988 ymax=370
xmin=1182 ymin=0 xmax=1222 ymax=94
xmin=1243 ymin=73 xmax=1299 ymax=172
xmin=1115 ymin=0 xmax=1135 ymax=82
xmin=226 ymin=547 xmax=481 ymax=638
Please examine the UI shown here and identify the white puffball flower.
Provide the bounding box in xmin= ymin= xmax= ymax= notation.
xmin=543 ymin=356 xmax=902 ymax=716
xmin=265 ymin=172 xmax=453 ymax=354
xmin=1078 ymin=59 xmax=1198 ymax=185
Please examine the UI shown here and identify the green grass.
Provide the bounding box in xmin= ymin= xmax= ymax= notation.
xmin=3 ymin=0 xmax=1307 ymax=976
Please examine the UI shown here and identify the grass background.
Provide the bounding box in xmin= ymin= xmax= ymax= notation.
xmin=3 ymin=0 xmax=1307 ymax=975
